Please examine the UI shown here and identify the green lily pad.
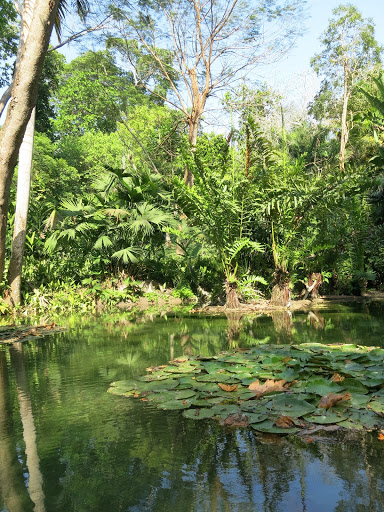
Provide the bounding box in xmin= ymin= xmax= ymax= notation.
xmin=212 ymin=404 xmax=241 ymax=418
xmin=245 ymin=413 xmax=269 ymax=424
xmin=304 ymin=412 xmax=349 ymax=424
xmin=183 ymin=408 xmax=215 ymax=420
xmin=341 ymin=378 xmax=369 ymax=394
xmin=367 ymin=399 xmax=384 ymax=415
xmin=349 ymin=393 xmax=372 ymax=409
xmin=251 ymin=420 xmax=298 ymax=434
xmin=191 ymin=397 xmax=224 ymax=407
xmin=270 ymin=395 xmax=317 ymax=418
xmin=347 ymin=410 xmax=384 ymax=429
xmin=305 ymin=378 xmax=344 ymax=395
xmin=161 ymin=400 xmax=191 ymax=410
xmin=174 ymin=390 xmax=197 ymax=400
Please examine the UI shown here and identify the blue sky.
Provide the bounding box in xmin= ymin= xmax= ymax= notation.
xmin=256 ymin=0 xmax=384 ymax=107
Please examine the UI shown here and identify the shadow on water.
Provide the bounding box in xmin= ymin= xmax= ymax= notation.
xmin=1 ymin=302 xmax=384 ymax=511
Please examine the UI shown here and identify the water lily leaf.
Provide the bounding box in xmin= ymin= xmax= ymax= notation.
xmin=368 ymin=399 xmax=384 ymax=416
xmin=140 ymin=379 xmax=179 ymax=392
xmin=305 ymin=378 xmax=344 ymax=395
xmin=161 ymin=399 xmax=191 ymax=410
xmin=251 ymin=420 xmax=298 ymax=434
xmin=338 ymin=420 xmax=365 ymax=430
xmin=183 ymin=408 xmax=215 ymax=420
xmin=174 ymin=390 xmax=197 ymax=400
xmin=360 ymin=377 xmax=384 ymax=388
xmin=270 ymin=395 xmax=316 ymax=417
xmin=304 ymin=412 xmax=349 ymax=424
xmin=109 ymin=380 xmax=139 ymax=392
xmin=277 ymin=366 xmax=302 ymax=381
xmin=349 ymin=393 xmax=372 ymax=409
xmin=347 ymin=410 xmax=384 ymax=429
xmin=191 ymin=397 xmax=224 ymax=407
xmin=340 ymin=378 xmax=368 ymax=394
xmin=145 ymin=391 xmax=177 ymax=403
xmin=191 ymin=382 xmax=222 ymax=393
xmin=245 ymin=412 xmax=269 ymax=423
xmin=212 ymin=404 xmax=241 ymax=418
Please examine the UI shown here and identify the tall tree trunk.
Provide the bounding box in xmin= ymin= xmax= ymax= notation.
xmin=184 ymin=119 xmax=199 ymax=187
xmin=8 ymin=108 xmax=36 ymax=305
xmin=184 ymin=68 xmax=207 ymax=187
xmin=339 ymin=70 xmax=350 ymax=172
xmin=0 ymin=0 xmax=60 ymax=282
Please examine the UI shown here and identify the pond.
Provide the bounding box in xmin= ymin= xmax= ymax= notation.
xmin=1 ymin=303 xmax=384 ymax=512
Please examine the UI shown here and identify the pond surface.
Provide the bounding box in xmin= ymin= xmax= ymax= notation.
xmin=1 ymin=303 xmax=384 ymax=512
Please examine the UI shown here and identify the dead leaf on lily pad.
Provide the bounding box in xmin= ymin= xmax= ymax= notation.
xmin=274 ymin=415 xmax=296 ymax=429
xmin=224 ymin=413 xmax=249 ymax=427
xmin=331 ymin=373 xmax=345 ymax=383
xmin=218 ymin=383 xmax=238 ymax=392
xmin=248 ymin=379 xmax=290 ymax=398
xmin=146 ymin=365 xmax=166 ymax=372
xmin=318 ymin=392 xmax=351 ymax=410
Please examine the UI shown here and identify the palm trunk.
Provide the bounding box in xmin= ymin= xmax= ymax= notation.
xmin=0 ymin=0 xmax=60 ymax=282
xmin=225 ymin=279 xmax=240 ymax=308
xmin=8 ymin=108 xmax=36 ymax=305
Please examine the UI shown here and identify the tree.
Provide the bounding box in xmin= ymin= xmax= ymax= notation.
xmin=0 ymin=0 xmax=61 ymax=285
xmin=3 ymin=2 xmax=93 ymax=305
xmin=108 ymin=0 xmax=307 ymax=185
xmin=311 ymin=4 xmax=382 ymax=171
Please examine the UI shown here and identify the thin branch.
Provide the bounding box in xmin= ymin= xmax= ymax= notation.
xmin=49 ymin=15 xmax=112 ymax=51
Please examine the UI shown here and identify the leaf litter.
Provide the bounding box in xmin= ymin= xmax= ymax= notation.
xmin=108 ymin=342 xmax=384 ymax=435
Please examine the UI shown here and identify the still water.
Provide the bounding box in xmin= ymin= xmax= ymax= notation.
xmin=1 ymin=303 xmax=384 ymax=512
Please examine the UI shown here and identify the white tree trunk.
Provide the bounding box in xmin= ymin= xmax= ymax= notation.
xmin=8 ymin=108 xmax=36 ymax=305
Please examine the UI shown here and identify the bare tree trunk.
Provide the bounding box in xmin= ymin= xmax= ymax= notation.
xmin=184 ymin=120 xmax=199 ymax=187
xmin=339 ymin=71 xmax=350 ymax=172
xmin=0 ymin=0 xmax=60 ymax=282
xmin=8 ymin=108 xmax=36 ymax=305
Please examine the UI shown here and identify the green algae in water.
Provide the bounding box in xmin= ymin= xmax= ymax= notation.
xmin=108 ymin=342 xmax=384 ymax=434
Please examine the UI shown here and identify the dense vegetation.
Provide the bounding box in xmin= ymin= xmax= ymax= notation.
xmin=1 ymin=1 xmax=384 ymax=313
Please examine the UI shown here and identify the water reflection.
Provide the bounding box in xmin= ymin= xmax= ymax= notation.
xmin=0 ymin=304 xmax=384 ymax=511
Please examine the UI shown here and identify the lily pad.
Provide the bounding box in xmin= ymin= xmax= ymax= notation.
xmin=183 ymin=408 xmax=215 ymax=420
xmin=251 ymin=420 xmax=298 ymax=434
xmin=305 ymin=378 xmax=344 ymax=395
xmin=161 ymin=400 xmax=191 ymax=410
xmin=270 ymin=395 xmax=317 ymax=417
xmin=303 ymin=412 xmax=349 ymax=424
